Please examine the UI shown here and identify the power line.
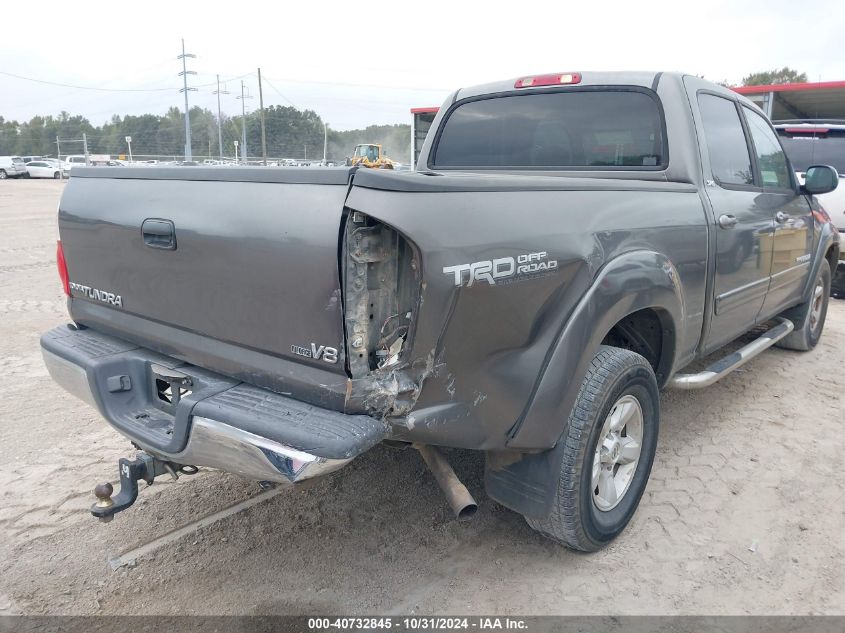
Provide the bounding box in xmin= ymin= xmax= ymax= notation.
xmin=0 ymin=69 xmax=255 ymax=94
xmin=0 ymin=70 xmax=175 ymax=92
xmin=261 ymin=74 xmax=451 ymax=93
xmin=261 ymin=78 xmax=299 ymax=109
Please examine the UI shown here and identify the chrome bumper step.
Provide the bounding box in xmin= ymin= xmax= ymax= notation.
xmin=668 ymin=317 xmax=794 ymax=390
xmin=41 ymin=324 xmax=386 ymax=487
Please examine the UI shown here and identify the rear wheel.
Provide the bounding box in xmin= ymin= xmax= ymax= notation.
xmin=0 ymin=170 xmax=7 ymax=180
xmin=525 ymin=345 xmax=659 ymax=551
xmin=53 ymin=171 xmax=60 ymax=179
xmin=777 ymin=259 xmax=831 ymax=351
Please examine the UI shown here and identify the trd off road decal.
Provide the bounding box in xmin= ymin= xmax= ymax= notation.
xmin=443 ymin=251 xmax=559 ymax=287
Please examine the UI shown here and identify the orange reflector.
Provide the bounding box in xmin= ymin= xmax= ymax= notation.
xmin=515 ymin=73 xmax=581 ymax=88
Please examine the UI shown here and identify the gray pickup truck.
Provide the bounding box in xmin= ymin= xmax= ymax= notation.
xmin=42 ymin=71 xmax=839 ymax=551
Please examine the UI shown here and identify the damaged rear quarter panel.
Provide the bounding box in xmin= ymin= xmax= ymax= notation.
xmin=345 ymin=177 xmax=708 ymax=451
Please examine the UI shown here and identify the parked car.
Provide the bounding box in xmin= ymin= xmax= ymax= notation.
xmin=42 ymin=72 xmax=839 ymax=550
xmin=21 ymin=155 xmax=44 ymax=164
xmin=0 ymin=156 xmax=28 ymax=179
xmin=44 ymin=158 xmax=71 ymax=175
xmin=65 ymin=155 xmax=88 ymax=170
xmin=25 ymin=160 xmax=65 ymax=179
xmin=775 ymin=121 xmax=845 ymax=296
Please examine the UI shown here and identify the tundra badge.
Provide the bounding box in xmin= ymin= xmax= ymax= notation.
xmin=69 ymin=282 xmax=123 ymax=307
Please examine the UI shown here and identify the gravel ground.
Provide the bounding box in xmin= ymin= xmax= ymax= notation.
xmin=0 ymin=179 xmax=843 ymax=616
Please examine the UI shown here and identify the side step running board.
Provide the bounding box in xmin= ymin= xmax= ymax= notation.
xmin=669 ymin=317 xmax=794 ymax=390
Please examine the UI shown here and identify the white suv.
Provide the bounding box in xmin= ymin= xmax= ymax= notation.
xmin=65 ymin=155 xmax=89 ymax=171
xmin=0 ymin=156 xmax=28 ymax=179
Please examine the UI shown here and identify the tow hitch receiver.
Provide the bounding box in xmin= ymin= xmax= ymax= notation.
xmin=91 ymin=452 xmax=197 ymax=522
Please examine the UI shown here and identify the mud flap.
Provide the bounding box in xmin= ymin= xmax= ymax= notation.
xmin=832 ymin=261 xmax=845 ymax=299
xmin=484 ymin=443 xmax=566 ymax=520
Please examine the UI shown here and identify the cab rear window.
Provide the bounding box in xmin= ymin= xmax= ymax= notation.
xmin=432 ymin=89 xmax=666 ymax=170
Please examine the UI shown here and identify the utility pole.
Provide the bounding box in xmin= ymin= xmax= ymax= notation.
xmin=56 ymin=136 xmax=89 ymax=165
xmin=323 ymin=122 xmax=328 ymax=164
xmin=236 ymin=81 xmax=253 ymax=165
xmin=212 ymin=75 xmax=229 ymax=160
xmin=257 ymin=68 xmax=267 ymax=166
xmin=234 ymin=140 xmax=239 ymax=162
xmin=177 ymin=38 xmax=197 ymax=161
xmin=55 ymin=136 xmax=61 ymax=162
xmin=304 ymin=144 xmax=307 ymax=161
xmin=125 ymin=136 xmax=133 ymax=163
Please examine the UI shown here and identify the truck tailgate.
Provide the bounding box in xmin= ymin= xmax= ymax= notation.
xmin=59 ymin=167 xmax=352 ymax=401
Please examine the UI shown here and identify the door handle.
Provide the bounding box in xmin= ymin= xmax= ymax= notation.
xmin=141 ymin=218 xmax=176 ymax=250
xmin=718 ymin=214 xmax=738 ymax=229
xmin=775 ymin=211 xmax=790 ymax=224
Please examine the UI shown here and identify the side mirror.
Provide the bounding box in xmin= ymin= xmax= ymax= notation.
xmin=803 ymin=165 xmax=839 ymax=195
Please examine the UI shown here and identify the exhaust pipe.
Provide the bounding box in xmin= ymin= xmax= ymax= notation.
xmin=415 ymin=444 xmax=478 ymax=521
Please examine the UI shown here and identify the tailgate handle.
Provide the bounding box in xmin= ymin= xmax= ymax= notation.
xmin=142 ymin=219 xmax=176 ymax=250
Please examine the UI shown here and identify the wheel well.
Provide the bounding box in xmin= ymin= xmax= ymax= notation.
xmin=600 ymin=308 xmax=673 ymax=383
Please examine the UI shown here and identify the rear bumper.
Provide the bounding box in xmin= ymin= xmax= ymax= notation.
xmin=41 ymin=325 xmax=386 ymax=484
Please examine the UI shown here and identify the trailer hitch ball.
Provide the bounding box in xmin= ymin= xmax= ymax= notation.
xmin=90 ymin=453 xmax=198 ymax=522
xmin=94 ymin=482 xmax=115 ymax=523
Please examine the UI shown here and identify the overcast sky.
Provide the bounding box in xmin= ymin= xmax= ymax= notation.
xmin=2 ymin=0 xmax=844 ymax=131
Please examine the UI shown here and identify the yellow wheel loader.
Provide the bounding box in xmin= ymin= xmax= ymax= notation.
xmin=347 ymin=144 xmax=395 ymax=169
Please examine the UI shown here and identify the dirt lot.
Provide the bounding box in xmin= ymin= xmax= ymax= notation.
xmin=0 ymin=179 xmax=843 ymax=616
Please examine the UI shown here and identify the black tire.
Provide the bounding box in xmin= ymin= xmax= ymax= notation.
xmin=526 ymin=346 xmax=659 ymax=551
xmin=0 ymin=170 xmax=7 ymax=180
xmin=777 ymin=259 xmax=831 ymax=351
xmin=53 ymin=172 xmax=60 ymax=179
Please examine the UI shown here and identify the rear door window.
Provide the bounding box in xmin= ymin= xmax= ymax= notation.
xmin=742 ymin=107 xmax=792 ymax=189
xmin=697 ymin=94 xmax=754 ymax=187
xmin=432 ymin=89 xmax=666 ymax=169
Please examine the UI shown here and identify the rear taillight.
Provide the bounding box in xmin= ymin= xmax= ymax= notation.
xmin=57 ymin=240 xmax=70 ymax=296
xmin=515 ymin=72 xmax=581 ymax=89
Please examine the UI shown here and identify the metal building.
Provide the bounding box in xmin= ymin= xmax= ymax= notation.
xmin=733 ymin=80 xmax=845 ymax=120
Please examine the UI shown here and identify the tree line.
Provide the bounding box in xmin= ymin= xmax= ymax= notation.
xmin=0 ymin=105 xmax=412 ymax=162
